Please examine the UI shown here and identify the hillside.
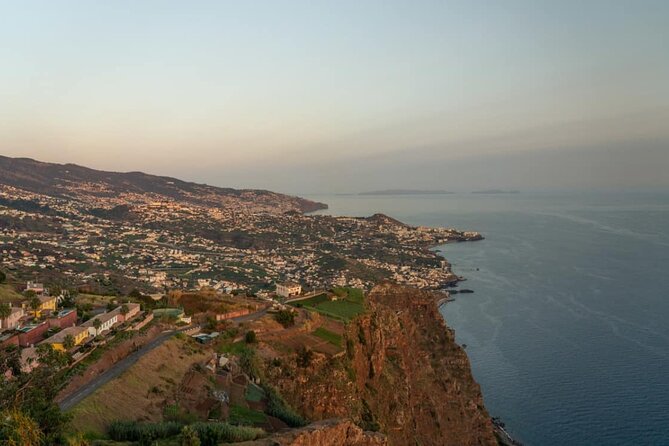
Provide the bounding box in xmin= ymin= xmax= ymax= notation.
xmin=0 ymin=155 xmax=326 ymax=213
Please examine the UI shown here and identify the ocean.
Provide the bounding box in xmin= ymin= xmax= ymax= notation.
xmin=310 ymin=191 xmax=669 ymax=446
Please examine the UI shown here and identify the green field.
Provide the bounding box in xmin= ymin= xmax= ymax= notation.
xmin=312 ymin=327 xmax=342 ymax=347
xmin=291 ymin=290 xmax=365 ymax=322
xmin=332 ymin=287 xmax=364 ymax=303
xmin=217 ymin=341 xmax=250 ymax=356
xmin=228 ymin=404 xmax=267 ymax=426
xmin=292 ymin=293 xmax=328 ymax=306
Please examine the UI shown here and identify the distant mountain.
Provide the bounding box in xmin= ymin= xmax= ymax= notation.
xmin=471 ymin=189 xmax=520 ymax=194
xmin=359 ymin=189 xmax=453 ymax=196
xmin=0 ymin=155 xmax=326 ymax=213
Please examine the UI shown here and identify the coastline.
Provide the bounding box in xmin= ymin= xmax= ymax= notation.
xmin=434 ymin=237 xmax=524 ymax=446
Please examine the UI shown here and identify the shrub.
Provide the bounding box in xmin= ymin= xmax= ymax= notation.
xmin=262 ymin=385 xmax=308 ymax=428
xmin=296 ymin=346 xmax=314 ymax=368
xmin=274 ymin=310 xmax=295 ymax=328
xmin=107 ymin=420 xmax=182 ymax=442
xmin=244 ymin=330 xmax=257 ymax=344
xmin=190 ymin=422 xmax=264 ymax=446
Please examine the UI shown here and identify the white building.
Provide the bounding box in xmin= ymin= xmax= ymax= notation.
xmin=83 ymin=311 xmax=119 ymax=337
xmin=26 ymin=281 xmax=45 ymax=294
xmin=276 ymin=282 xmax=302 ymax=298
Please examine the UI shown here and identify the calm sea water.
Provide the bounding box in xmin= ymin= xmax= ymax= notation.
xmin=310 ymin=192 xmax=669 ymax=446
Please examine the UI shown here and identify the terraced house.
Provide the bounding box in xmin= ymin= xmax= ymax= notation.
xmin=36 ymin=295 xmax=57 ymax=316
xmin=82 ymin=311 xmax=119 ymax=337
xmin=42 ymin=326 xmax=89 ymax=351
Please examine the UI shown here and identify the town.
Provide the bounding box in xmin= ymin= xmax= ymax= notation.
xmin=0 ymin=181 xmax=482 ymax=296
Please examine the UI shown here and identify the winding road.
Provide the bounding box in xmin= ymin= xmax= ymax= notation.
xmin=58 ymin=307 xmax=270 ymax=411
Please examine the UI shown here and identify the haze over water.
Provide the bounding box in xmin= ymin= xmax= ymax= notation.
xmin=311 ymin=191 xmax=669 ymax=446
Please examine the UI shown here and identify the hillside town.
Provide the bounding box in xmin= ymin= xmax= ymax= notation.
xmin=0 ymin=160 xmax=493 ymax=446
xmin=0 ymin=182 xmax=482 ymax=296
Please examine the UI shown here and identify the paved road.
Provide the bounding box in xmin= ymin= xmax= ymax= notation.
xmin=58 ymin=307 xmax=270 ymax=411
xmin=59 ymin=330 xmax=177 ymax=411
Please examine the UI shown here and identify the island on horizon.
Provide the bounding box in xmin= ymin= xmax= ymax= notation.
xmin=359 ymin=189 xmax=454 ymax=196
xmin=471 ymin=189 xmax=520 ymax=194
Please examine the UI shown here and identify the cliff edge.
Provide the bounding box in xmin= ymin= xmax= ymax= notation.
xmin=265 ymin=283 xmax=497 ymax=446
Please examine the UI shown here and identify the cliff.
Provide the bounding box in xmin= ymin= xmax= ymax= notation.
xmin=265 ymin=283 xmax=497 ymax=446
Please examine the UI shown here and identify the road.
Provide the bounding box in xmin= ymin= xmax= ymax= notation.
xmin=58 ymin=307 xmax=270 ymax=411
xmin=58 ymin=329 xmax=176 ymax=411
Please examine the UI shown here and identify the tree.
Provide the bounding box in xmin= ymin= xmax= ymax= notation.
xmin=244 ymin=330 xmax=257 ymax=344
xmin=60 ymin=291 xmax=76 ymax=308
xmin=274 ymin=309 xmax=295 ymax=328
xmin=0 ymin=345 xmax=71 ymax=444
xmin=128 ymin=289 xmax=143 ymax=299
xmin=49 ymin=285 xmax=62 ymax=299
xmin=0 ymin=302 xmax=11 ymax=322
xmin=120 ymin=304 xmax=129 ymax=318
xmin=0 ymin=409 xmax=44 ymax=446
xmin=29 ymin=296 xmax=41 ymax=319
xmin=63 ymin=334 xmax=75 ymax=350
xmin=92 ymin=318 xmax=102 ymax=334
xmin=0 ymin=270 xmax=6 ymax=284
xmin=296 ymin=346 xmax=314 ymax=368
xmin=180 ymin=425 xmax=201 ymax=446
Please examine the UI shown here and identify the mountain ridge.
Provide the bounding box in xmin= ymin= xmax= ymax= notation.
xmin=0 ymin=155 xmax=327 ymax=213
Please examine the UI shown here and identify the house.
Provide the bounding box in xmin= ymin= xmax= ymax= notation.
xmin=110 ymin=303 xmax=141 ymax=323
xmin=47 ymin=309 xmax=77 ymax=329
xmin=42 ymin=326 xmax=89 ymax=351
xmin=26 ymin=281 xmax=45 ymax=294
xmin=0 ymin=306 xmax=25 ymax=331
xmin=276 ymin=282 xmax=302 ymax=298
xmin=82 ymin=311 xmax=119 ymax=337
xmin=34 ymin=295 xmax=57 ymax=316
xmin=17 ymin=322 xmax=49 ymax=347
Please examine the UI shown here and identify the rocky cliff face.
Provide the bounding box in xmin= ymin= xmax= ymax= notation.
xmin=265 ymin=283 xmax=497 ymax=446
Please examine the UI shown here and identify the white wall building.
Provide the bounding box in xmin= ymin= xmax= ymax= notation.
xmin=83 ymin=311 xmax=119 ymax=337
xmin=276 ymin=282 xmax=302 ymax=298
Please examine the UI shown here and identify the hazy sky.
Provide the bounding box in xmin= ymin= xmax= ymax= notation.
xmin=1 ymin=0 xmax=668 ymax=193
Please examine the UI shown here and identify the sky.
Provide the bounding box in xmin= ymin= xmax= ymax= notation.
xmin=1 ymin=0 xmax=668 ymax=194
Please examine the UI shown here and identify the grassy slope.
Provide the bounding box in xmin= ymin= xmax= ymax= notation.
xmin=0 ymin=284 xmax=22 ymax=303
xmin=68 ymin=338 xmax=210 ymax=435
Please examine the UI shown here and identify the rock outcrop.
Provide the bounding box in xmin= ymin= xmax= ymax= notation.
xmin=236 ymin=419 xmax=387 ymax=446
xmin=265 ymin=283 xmax=497 ymax=446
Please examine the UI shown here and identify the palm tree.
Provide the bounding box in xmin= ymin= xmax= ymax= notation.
xmin=29 ymin=296 xmax=41 ymax=319
xmin=92 ymin=318 xmax=102 ymax=335
xmin=0 ymin=302 xmax=11 ymax=322
xmin=0 ymin=302 xmax=11 ymax=331
xmin=63 ymin=334 xmax=75 ymax=350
